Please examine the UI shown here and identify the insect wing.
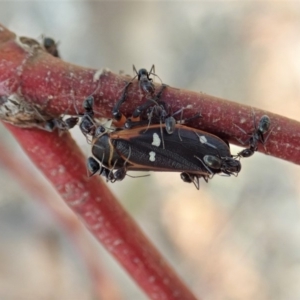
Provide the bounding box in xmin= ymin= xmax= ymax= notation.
xmin=168 ymin=126 xmax=230 ymax=158
xmin=110 ymin=125 xmax=230 ymax=174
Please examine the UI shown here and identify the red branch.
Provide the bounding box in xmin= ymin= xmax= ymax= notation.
xmin=5 ymin=124 xmax=197 ymax=300
xmin=0 ymin=142 xmax=122 ymax=300
xmin=1 ymin=24 xmax=300 ymax=164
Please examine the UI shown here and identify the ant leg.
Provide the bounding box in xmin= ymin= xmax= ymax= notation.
xmin=233 ymin=123 xmax=249 ymax=136
xmin=124 ymin=118 xmax=152 ymax=129
xmin=132 ymin=98 xmax=159 ymax=118
xmin=233 ymin=123 xmax=251 ymax=150
xmin=149 ymin=64 xmax=155 ymax=76
xmin=153 ymin=84 xmax=167 ymax=101
xmin=251 ymin=108 xmax=258 ymax=132
xmin=133 ymin=65 xmax=138 ymax=76
xmin=194 ymin=155 xmax=215 ymax=178
xmin=112 ymin=82 xmax=132 ymax=126
xmin=132 ymin=84 xmax=167 ymax=119
xmin=181 ymin=112 xmax=202 ymax=124
xmin=180 ymin=173 xmax=200 ymax=190
xmin=172 ymin=107 xmax=201 ymax=125
xmin=259 ymin=125 xmax=274 ymax=154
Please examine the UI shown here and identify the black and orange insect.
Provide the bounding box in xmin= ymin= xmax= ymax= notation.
xmin=79 ymin=82 xmax=241 ymax=189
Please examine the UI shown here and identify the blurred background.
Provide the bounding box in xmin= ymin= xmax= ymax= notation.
xmin=1 ymin=2 xmax=300 ymax=300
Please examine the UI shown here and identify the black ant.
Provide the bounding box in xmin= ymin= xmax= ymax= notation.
xmin=43 ymin=37 xmax=60 ymax=58
xmin=236 ymin=113 xmax=271 ymax=158
xmin=180 ymin=172 xmax=209 ymax=190
xmin=44 ymin=116 xmax=79 ymax=133
xmin=133 ymin=65 xmax=156 ymax=96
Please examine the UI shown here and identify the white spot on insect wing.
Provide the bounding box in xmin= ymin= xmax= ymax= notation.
xmin=195 ymin=132 xmax=217 ymax=149
xmin=152 ymin=133 xmax=161 ymax=147
xmin=199 ymin=135 xmax=207 ymax=144
xmin=149 ymin=151 xmax=156 ymax=162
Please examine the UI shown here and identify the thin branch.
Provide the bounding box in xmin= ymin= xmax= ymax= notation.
xmin=0 ymin=142 xmax=122 ymax=300
xmin=1 ymin=24 xmax=299 ymax=165
xmin=4 ymin=124 xmax=197 ymax=300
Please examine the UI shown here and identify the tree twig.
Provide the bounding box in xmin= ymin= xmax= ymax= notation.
xmin=0 ymin=25 xmax=299 ymax=165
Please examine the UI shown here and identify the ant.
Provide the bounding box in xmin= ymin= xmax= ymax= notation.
xmin=43 ymin=37 xmax=60 ymax=58
xmin=133 ymin=65 xmax=156 ymax=96
xmin=236 ymin=113 xmax=271 ymax=158
xmin=180 ymin=152 xmax=241 ymax=190
xmin=44 ymin=116 xmax=79 ymax=133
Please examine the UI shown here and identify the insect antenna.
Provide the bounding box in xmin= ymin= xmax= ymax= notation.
xmin=126 ymin=173 xmax=150 ymax=179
